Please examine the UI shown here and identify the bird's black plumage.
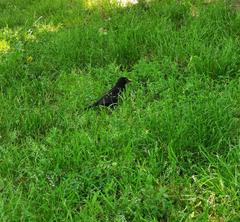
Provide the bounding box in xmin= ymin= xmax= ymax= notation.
xmin=87 ymin=77 xmax=131 ymax=109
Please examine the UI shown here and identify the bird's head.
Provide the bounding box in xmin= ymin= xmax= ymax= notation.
xmin=116 ymin=77 xmax=132 ymax=87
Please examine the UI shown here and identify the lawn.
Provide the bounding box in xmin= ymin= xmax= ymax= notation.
xmin=0 ymin=0 xmax=240 ymax=221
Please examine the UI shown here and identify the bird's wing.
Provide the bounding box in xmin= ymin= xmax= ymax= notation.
xmin=95 ymin=86 xmax=120 ymax=106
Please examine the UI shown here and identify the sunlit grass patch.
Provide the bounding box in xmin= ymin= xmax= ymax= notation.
xmin=0 ymin=39 xmax=10 ymax=53
xmin=84 ymin=0 xmax=139 ymax=9
xmin=24 ymin=32 xmax=37 ymax=42
xmin=84 ymin=0 xmax=113 ymax=8
xmin=190 ymin=5 xmax=199 ymax=17
xmin=0 ymin=27 xmax=20 ymax=40
xmin=98 ymin=27 xmax=108 ymax=35
xmin=113 ymin=0 xmax=139 ymax=7
xmin=36 ymin=23 xmax=62 ymax=33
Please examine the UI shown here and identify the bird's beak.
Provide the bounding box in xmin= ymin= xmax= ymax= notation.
xmin=128 ymin=79 xmax=132 ymax=83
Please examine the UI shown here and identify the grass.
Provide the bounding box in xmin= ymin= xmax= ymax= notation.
xmin=1 ymin=0 xmax=240 ymax=221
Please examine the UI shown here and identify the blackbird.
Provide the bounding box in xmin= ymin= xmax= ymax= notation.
xmin=87 ymin=77 xmax=131 ymax=109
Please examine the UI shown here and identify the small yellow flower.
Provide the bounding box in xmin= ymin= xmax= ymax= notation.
xmin=0 ymin=40 xmax=10 ymax=53
xmin=27 ymin=56 xmax=33 ymax=63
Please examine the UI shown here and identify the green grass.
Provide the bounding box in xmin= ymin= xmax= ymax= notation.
xmin=1 ymin=0 xmax=240 ymax=221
